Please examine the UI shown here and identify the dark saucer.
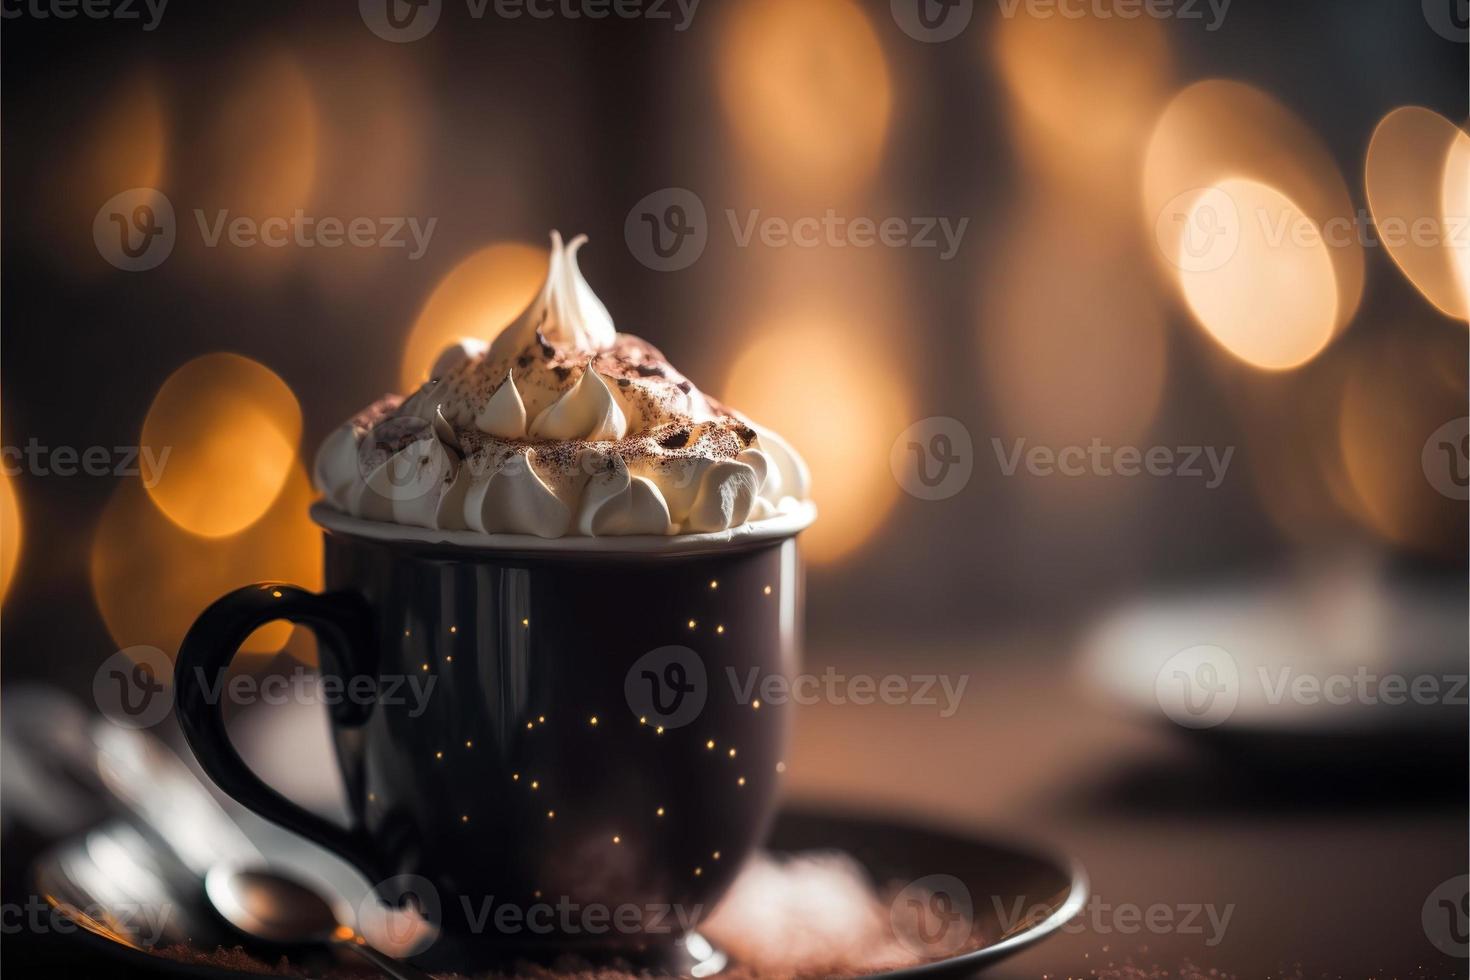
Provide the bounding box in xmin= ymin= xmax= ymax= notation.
xmin=27 ymin=806 xmax=1086 ymax=979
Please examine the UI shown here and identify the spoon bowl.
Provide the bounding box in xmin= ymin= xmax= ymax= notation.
xmin=204 ymin=865 xmax=433 ymax=980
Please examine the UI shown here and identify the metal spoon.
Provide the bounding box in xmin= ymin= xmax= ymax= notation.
xmin=205 ymin=865 xmax=435 ymax=980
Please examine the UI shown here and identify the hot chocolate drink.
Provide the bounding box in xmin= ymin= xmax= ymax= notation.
xmin=175 ymin=233 xmax=814 ymax=971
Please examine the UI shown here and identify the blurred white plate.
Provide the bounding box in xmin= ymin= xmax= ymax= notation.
xmin=1078 ymin=558 xmax=1465 ymax=740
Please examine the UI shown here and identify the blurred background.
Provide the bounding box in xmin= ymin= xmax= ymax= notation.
xmin=2 ymin=0 xmax=1466 ymax=664
xmin=1 ymin=0 xmax=1467 ymax=975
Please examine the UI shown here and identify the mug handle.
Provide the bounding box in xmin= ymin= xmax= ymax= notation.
xmin=175 ymin=582 xmax=379 ymax=876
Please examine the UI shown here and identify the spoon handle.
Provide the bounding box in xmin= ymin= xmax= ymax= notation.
xmin=331 ymin=934 xmax=438 ymax=980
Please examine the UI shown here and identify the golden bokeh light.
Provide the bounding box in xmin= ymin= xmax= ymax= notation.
xmin=1144 ymin=80 xmax=1364 ymax=356
xmin=1 ymin=467 xmax=20 ymax=604
xmin=1221 ymin=350 xmax=1360 ymax=544
xmin=91 ymin=463 xmax=322 ymax=658
xmin=723 ymin=311 xmax=909 ymax=565
xmin=53 ymin=70 xmax=167 ymax=266
xmin=994 ymin=8 xmax=1172 ymax=177
xmin=305 ymin=42 xmax=430 ymax=294
xmin=1175 ymin=179 xmax=1339 ymax=371
xmin=189 ymin=49 xmax=317 ymax=273
xmin=1444 ymin=128 xmax=1470 ymax=311
xmin=142 ymin=353 xmax=302 ymax=538
xmin=980 ymin=192 xmax=1167 ymax=449
xmin=1337 ymin=323 xmax=1467 ymax=555
xmin=718 ymin=0 xmax=892 ymax=199
xmin=1365 ymin=107 xmax=1468 ymax=320
xmin=400 ymin=242 xmax=549 ymax=390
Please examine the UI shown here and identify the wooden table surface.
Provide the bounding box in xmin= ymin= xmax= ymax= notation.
xmin=783 ymin=633 xmax=1468 ymax=980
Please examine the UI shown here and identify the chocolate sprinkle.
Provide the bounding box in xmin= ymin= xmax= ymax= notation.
xmin=658 ymin=429 xmax=691 ymax=450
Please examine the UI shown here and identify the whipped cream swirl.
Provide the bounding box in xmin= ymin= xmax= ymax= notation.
xmin=314 ymin=232 xmax=810 ymax=538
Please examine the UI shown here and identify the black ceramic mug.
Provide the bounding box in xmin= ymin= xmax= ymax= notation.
xmin=175 ymin=503 xmax=808 ymax=970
